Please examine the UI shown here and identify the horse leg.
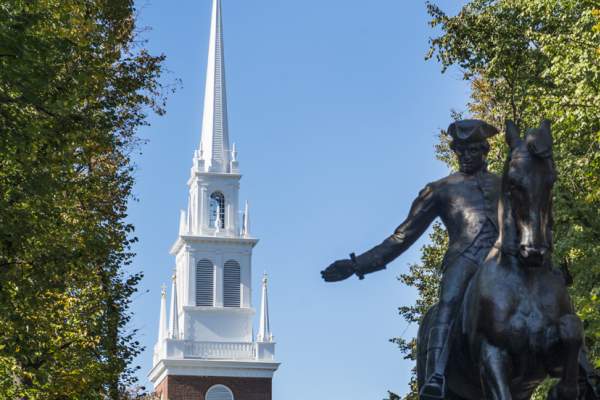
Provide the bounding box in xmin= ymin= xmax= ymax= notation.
xmin=577 ymin=347 xmax=600 ymax=400
xmin=548 ymin=314 xmax=583 ymax=400
xmin=480 ymin=340 xmax=513 ymax=400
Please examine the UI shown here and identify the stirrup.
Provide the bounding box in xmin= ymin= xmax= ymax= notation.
xmin=419 ymin=373 xmax=446 ymax=400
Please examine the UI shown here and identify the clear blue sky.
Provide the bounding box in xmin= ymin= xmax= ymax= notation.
xmin=129 ymin=0 xmax=469 ymax=398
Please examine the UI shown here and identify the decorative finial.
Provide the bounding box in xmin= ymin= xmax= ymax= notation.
xmin=257 ymin=271 xmax=272 ymax=343
xmin=158 ymin=283 xmax=168 ymax=342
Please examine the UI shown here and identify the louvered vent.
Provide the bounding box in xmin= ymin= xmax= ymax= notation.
xmin=223 ymin=260 xmax=241 ymax=308
xmin=196 ymin=259 xmax=214 ymax=307
xmin=206 ymin=385 xmax=234 ymax=400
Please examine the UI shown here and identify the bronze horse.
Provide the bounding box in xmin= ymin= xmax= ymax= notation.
xmin=418 ymin=121 xmax=596 ymax=400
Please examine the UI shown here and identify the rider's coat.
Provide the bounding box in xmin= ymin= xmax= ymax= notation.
xmin=357 ymin=169 xmax=501 ymax=272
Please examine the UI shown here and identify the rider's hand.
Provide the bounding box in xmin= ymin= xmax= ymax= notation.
xmin=321 ymin=259 xmax=356 ymax=282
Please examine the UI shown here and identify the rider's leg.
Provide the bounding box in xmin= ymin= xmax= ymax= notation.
xmin=435 ymin=256 xmax=478 ymax=326
xmin=480 ymin=339 xmax=513 ymax=400
xmin=548 ymin=314 xmax=582 ymax=400
xmin=420 ymin=256 xmax=478 ymax=400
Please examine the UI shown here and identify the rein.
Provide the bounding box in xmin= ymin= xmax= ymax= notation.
xmin=493 ymin=242 xmax=519 ymax=257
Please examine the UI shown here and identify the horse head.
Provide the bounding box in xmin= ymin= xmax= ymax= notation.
xmin=502 ymin=120 xmax=556 ymax=267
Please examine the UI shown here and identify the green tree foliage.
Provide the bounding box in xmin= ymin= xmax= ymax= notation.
xmin=390 ymin=1 xmax=600 ymax=398
xmin=0 ymin=1 xmax=167 ymax=398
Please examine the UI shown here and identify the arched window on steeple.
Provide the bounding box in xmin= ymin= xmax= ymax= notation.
xmin=196 ymin=259 xmax=214 ymax=307
xmin=223 ymin=260 xmax=241 ymax=308
xmin=209 ymin=191 xmax=225 ymax=229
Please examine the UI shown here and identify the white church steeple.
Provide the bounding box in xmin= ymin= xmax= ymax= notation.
xmin=150 ymin=1 xmax=279 ymax=395
xmin=199 ymin=0 xmax=231 ymax=173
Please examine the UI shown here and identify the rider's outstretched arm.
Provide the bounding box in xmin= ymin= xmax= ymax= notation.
xmin=353 ymin=184 xmax=439 ymax=277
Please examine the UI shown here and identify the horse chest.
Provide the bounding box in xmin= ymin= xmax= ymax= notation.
xmin=498 ymin=284 xmax=561 ymax=353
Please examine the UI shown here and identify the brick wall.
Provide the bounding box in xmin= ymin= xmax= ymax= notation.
xmin=154 ymin=375 xmax=272 ymax=400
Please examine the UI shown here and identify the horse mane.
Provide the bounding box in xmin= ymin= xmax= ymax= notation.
xmin=496 ymin=152 xmax=519 ymax=253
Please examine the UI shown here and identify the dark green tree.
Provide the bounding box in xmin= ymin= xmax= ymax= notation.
xmin=0 ymin=1 xmax=168 ymax=398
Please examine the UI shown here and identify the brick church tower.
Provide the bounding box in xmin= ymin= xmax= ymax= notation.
xmin=149 ymin=1 xmax=279 ymax=398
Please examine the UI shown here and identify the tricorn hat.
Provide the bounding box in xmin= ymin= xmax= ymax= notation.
xmin=448 ymin=119 xmax=499 ymax=144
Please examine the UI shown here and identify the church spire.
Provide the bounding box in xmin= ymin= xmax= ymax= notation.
xmin=257 ymin=273 xmax=272 ymax=342
xmin=169 ymin=270 xmax=179 ymax=339
xmin=199 ymin=0 xmax=231 ymax=173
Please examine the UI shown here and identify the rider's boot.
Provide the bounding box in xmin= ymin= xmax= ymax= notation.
xmin=420 ymin=325 xmax=449 ymax=400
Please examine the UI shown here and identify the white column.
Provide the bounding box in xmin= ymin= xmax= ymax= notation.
xmin=200 ymin=185 xmax=208 ymax=232
xmin=194 ymin=183 xmax=201 ymax=233
xmin=187 ymin=193 xmax=193 ymax=235
xmin=241 ymin=252 xmax=252 ymax=308
xmin=231 ymin=182 xmax=240 ymax=235
xmin=214 ymin=254 xmax=224 ymax=307
xmin=187 ymin=250 xmax=195 ymax=307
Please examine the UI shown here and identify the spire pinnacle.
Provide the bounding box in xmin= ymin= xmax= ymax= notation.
xmin=158 ymin=284 xmax=168 ymax=342
xmin=169 ymin=270 xmax=180 ymax=339
xmin=257 ymin=273 xmax=272 ymax=343
xmin=199 ymin=0 xmax=231 ymax=173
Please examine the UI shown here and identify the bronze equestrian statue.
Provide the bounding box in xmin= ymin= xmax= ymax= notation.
xmin=322 ymin=119 xmax=502 ymax=397
xmin=416 ymin=120 xmax=598 ymax=399
xmin=321 ymin=119 xmax=599 ymax=399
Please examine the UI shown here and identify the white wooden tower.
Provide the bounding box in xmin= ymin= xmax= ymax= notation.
xmin=149 ymin=1 xmax=278 ymax=398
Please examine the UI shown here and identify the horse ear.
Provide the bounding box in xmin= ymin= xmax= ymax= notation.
xmin=540 ymin=119 xmax=552 ymax=138
xmin=505 ymin=120 xmax=521 ymax=150
xmin=526 ymin=119 xmax=553 ymax=158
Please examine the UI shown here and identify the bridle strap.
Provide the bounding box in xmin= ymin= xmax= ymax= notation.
xmin=493 ymin=242 xmax=550 ymax=258
xmin=493 ymin=242 xmax=519 ymax=257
